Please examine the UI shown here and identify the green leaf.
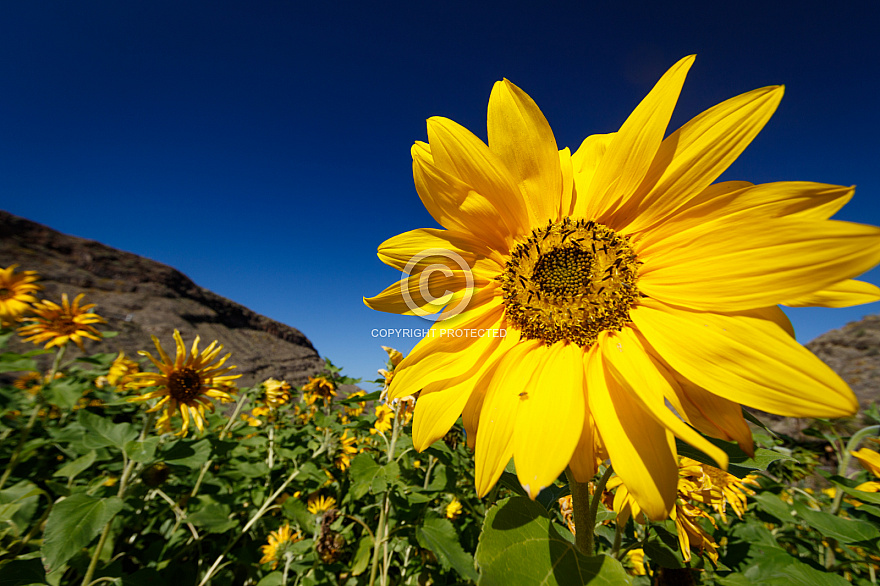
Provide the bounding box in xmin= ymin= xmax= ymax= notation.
xmin=41 ymin=493 xmax=123 ymax=573
xmin=827 ymin=475 xmax=880 ymax=506
xmin=123 ymin=437 xmax=160 ymax=463
xmin=162 ymin=438 xmax=212 ymax=468
xmin=255 ymin=572 xmax=284 ymax=586
xmin=78 ymin=410 xmax=138 ymax=450
xmin=350 ymin=535 xmax=374 ymax=576
xmin=43 ymin=379 xmax=85 ymax=410
xmin=0 ymin=557 xmax=47 ymax=586
xmin=751 ymin=493 xmax=795 ymax=523
xmin=792 ymin=500 xmax=880 ymax=543
xmin=349 ymin=455 xmax=398 ymax=499
xmin=337 ymin=390 xmax=380 ymax=404
xmin=675 ymin=436 xmax=793 ymax=478
xmin=185 ymin=504 xmax=237 ymax=534
xmin=740 ymin=543 xmax=849 ymax=585
xmin=475 ymin=497 xmax=632 ymax=586
xmin=281 ymin=498 xmax=313 ymax=530
xmin=53 ymin=451 xmax=97 ymax=481
xmin=234 ymin=461 xmax=270 ymax=478
xmin=416 ymin=516 xmax=478 ymax=582
xmin=0 ymin=353 xmax=39 ymax=373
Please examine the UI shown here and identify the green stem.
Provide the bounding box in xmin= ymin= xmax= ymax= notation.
xmin=831 ymin=425 xmax=880 ymax=515
xmin=368 ymin=401 xmax=403 ymax=586
xmin=0 ymin=346 xmax=65 ymax=491
xmin=197 ymin=466 xmax=302 ymax=586
xmin=565 ymin=465 xmax=613 ymax=557
xmin=81 ymin=409 xmax=156 ymax=586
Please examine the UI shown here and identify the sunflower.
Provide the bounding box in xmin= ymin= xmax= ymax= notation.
xmin=302 ymin=375 xmax=336 ymax=406
xmin=126 ymin=330 xmax=240 ymax=436
xmin=335 ymin=430 xmax=358 ymax=471
xmin=371 ymin=403 xmax=394 ymax=434
xmin=445 ymin=497 xmax=463 ymax=520
xmin=343 ymin=390 xmax=367 ymax=417
xmin=18 ymin=293 xmax=105 ymax=350
xmin=307 ymin=494 xmax=336 ymax=514
xmin=13 ymin=371 xmax=44 ymax=395
xmin=852 ymin=447 xmax=880 ymax=492
xmin=0 ymin=265 xmax=41 ymax=326
xmin=364 ymin=55 xmax=880 ymax=520
xmin=262 ymin=377 xmax=293 ymax=409
xmin=95 ymin=352 xmax=140 ymax=391
xmin=259 ymin=523 xmax=302 ymax=569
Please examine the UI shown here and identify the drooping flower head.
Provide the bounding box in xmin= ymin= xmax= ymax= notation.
xmin=259 ymin=523 xmax=302 ymax=569
xmin=365 ymin=55 xmax=879 ymax=520
xmin=0 ymin=265 xmax=41 ymax=326
xmin=262 ymin=377 xmax=293 ymax=409
xmin=302 ymin=375 xmax=336 ymax=406
xmin=18 ymin=293 xmax=106 ymax=350
xmin=852 ymin=447 xmax=880 ymax=492
xmin=126 ymin=330 xmax=240 ymax=436
xmin=335 ymin=430 xmax=359 ymax=471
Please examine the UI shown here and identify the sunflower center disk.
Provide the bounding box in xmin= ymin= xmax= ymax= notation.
xmin=168 ymin=367 xmax=203 ymax=403
xmin=500 ymin=218 xmax=641 ymax=347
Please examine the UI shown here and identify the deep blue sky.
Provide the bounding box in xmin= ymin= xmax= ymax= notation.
xmin=2 ymin=1 xmax=879 ymax=387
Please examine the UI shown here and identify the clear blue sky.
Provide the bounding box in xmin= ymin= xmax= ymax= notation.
xmin=2 ymin=1 xmax=879 ymax=387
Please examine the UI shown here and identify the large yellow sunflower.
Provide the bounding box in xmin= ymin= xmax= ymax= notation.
xmin=126 ymin=330 xmax=240 ymax=436
xmin=0 ymin=265 xmax=41 ymax=326
xmin=364 ymin=55 xmax=880 ymax=520
xmin=18 ymin=293 xmax=105 ymax=350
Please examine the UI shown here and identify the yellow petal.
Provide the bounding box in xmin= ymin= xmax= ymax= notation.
xmin=558 ymin=147 xmax=574 ymax=219
xmin=785 ymin=279 xmax=880 ymax=308
xmin=411 ymin=148 xmax=512 ymax=251
xmin=586 ymin=346 xmax=677 ymax=520
xmin=513 ymin=342 xmax=585 ymax=498
xmin=851 ymin=448 xmax=880 ymax=478
xmin=362 ymin=268 xmax=486 ymax=317
xmin=426 ymin=117 xmax=530 ymax=235
xmin=475 ymin=340 xmax=545 ymax=497
xmin=598 ymin=329 xmax=728 ymax=470
xmin=487 ymin=79 xmax=560 ymax=228
xmin=376 ymin=228 xmax=503 ymax=279
xmin=567 ymin=411 xmax=598 ymax=483
xmin=639 ymin=218 xmax=880 ymax=312
xmin=412 ymin=329 xmax=521 ymax=451
xmin=387 ymin=296 xmax=504 ymax=398
xmin=620 ymin=85 xmax=783 ymax=233
xmin=632 ymin=299 xmax=858 ymax=418
xmin=581 ymin=55 xmax=695 ymax=224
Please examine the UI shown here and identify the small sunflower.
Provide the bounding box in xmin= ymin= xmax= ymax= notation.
xmin=13 ymin=371 xmax=44 ymax=395
xmin=17 ymin=293 xmax=105 ymax=350
xmin=126 ymin=330 xmax=240 ymax=436
xmin=371 ymin=403 xmax=394 ymax=434
xmin=259 ymin=523 xmax=302 ymax=569
xmin=343 ymin=390 xmax=367 ymax=417
xmin=335 ymin=430 xmax=358 ymax=471
xmin=365 ymin=55 xmax=880 ymax=518
xmin=0 ymin=265 xmax=41 ymax=326
xmin=262 ymin=377 xmax=293 ymax=409
xmin=445 ymin=497 xmax=463 ymax=520
xmin=307 ymin=494 xmax=337 ymax=514
xmin=302 ymin=375 xmax=336 ymax=406
xmin=625 ymin=549 xmax=649 ymax=577
xmin=95 ymin=352 xmax=141 ymax=391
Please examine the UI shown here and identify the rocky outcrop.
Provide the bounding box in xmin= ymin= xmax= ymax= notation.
xmin=0 ymin=210 xmax=325 ymax=388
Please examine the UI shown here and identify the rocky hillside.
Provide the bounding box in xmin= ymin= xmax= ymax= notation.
xmin=0 ymin=210 xmax=325 ymax=388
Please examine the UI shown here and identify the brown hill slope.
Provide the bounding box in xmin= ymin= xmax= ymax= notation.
xmin=0 ymin=210 xmax=324 ymax=388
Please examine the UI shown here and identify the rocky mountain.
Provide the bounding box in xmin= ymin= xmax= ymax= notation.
xmin=0 ymin=210 xmax=326 ymax=388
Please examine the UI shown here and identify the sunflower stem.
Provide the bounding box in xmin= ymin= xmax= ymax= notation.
xmin=831 ymin=424 xmax=880 ymax=516
xmin=368 ymin=401 xmax=403 ymax=586
xmin=198 ymin=465 xmax=301 ymax=586
xmin=0 ymin=346 xmax=64 ymax=491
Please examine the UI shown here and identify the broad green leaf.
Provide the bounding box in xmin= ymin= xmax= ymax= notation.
xmin=0 ymin=482 xmax=43 ymax=537
xmin=826 ymin=474 xmax=880 ymax=506
xmin=234 ymin=461 xmax=270 ymax=478
xmin=416 ymin=516 xmax=478 ymax=582
xmin=350 ymin=535 xmax=374 ymax=576
xmin=792 ymin=501 xmax=880 ymax=543
xmin=41 ymin=493 xmax=123 ymax=573
xmin=349 ymin=455 xmax=398 ymax=498
xmin=255 ymin=572 xmax=284 ymax=586
xmin=475 ymin=497 xmax=632 ymax=586
xmin=186 ymin=504 xmax=237 ymax=534
xmin=282 ymin=497 xmax=313 ymax=530
xmin=43 ymin=379 xmax=85 ymax=410
xmin=0 ymin=353 xmax=38 ymax=373
xmin=338 ymin=390 xmax=380 ymax=404
xmin=751 ymin=493 xmax=795 ymax=523
xmin=163 ymin=438 xmax=212 ymax=468
xmin=78 ymin=410 xmax=137 ymax=450
xmin=53 ymin=451 xmax=97 ymax=481
xmin=740 ymin=543 xmax=849 ymax=585
xmin=0 ymin=557 xmax=47 ymax=586
xmin=124 ymin=437 xmax=160 ymax=463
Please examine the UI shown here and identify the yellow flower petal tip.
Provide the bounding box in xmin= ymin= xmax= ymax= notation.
xmin=365 ymin=57 xmax=877 ymax=518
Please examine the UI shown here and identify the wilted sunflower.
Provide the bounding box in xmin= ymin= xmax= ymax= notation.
xmin=18 ymin=293 xmax=105 ymax=350
xmin=0 ymin=265 xmax=41 ymax=326
xmin=365 ymin=55 xmax=880 ymax=520
xmin=126 ymin=330 xmax=240 ymax=436
xmin=259 ymin=523 xmax=302 ymax=569
xmin=302 ymin=375 xmax=336 ymax=406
